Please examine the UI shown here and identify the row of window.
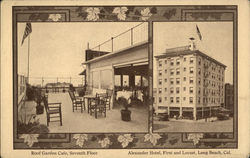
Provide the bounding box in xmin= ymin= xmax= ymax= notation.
xmin=158 ymin=87 xmax=195 ymax=94
xmin=158 ymin=96 xmax=224 ymax=104
xmin=203 ymin=62 xmax=224 ymax=75
xmin=159 ymin=77 xmax=194 ymax=85
xmin=158 ymin=57 xmax=194 ymax=67
xmin=158 ymin=86 xmax=224 ymax=97
xmin=158 ymin=67 xmax=197 ymax=76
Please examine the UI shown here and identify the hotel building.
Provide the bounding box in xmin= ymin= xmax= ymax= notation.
xmin=154 ymin=42 xmax=226 ymax=120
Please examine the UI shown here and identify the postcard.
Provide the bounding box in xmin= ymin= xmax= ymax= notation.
xmin=1 ymin=0 xmax=249 ymax=158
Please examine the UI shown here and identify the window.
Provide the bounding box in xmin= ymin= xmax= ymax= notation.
xmin=176 ymin=68 xmax=180 ymax=75
xmin=189 ymin=67 xmax=194 ymax=74
xmin=159 ymin=70 xmax=162 ymax=76
xmin=159 ymin=79 xmax=162 ymax=85
xmin=115 ymin=75 xmax=121 ymax=86
xmin=165 ymin=60 xmax=167 ymax=64
xmin=176 ymin=87 xmax=180 ymax=94
xmin=165 ymin=69 xmax=167 ymax=73
xmin=164 ymin=78 xmax=167 ymax=82
xmin=176 ymin=97 xmax=180 ymax=103
xmin=198 ymin=97 xmax=201 ymax=104
xmin=198 ymin=58 xmax=201 ymax=65
xmin=198 ymin=68 xmax=201 ymax=75
xmin=183 ymin=87 xmax=186 ymax=91
xmin=93 ymin=71 xmax=100 ymax=89
xmin=183 ymin=77 xmax=186 ymax=81
xmin=170 ymin=69 xmax=174 ymax=75
xmin=170 ymin=87 xmax=174 ymax=94
xmin=159 ymin=97 xmax=162 ymax=103
xmin=176 ymin=78 xmax=180 ymax=84
xmin=183 ymin=97 xmax=186 ymax=101
xmin=183 ymin=67 xmax=186 ymax=71
xmin=189 ymin=87 xmax=193 ymax=93
xmin=184 ymin=57 xmax=186 ymax=61
xmin=198 ymin=78 xmax=201 ymax=85
xmin=170 ymin=59 xmax=174 ymax=66
xmin=159 ymin=61 xmax=162 ymax=67
xmin=158 ymin=88 xmax=162 ymax=94
xmin=189 ymin=77 xmax=194 ymax=84
xmin=164 ymin=97 xmax=167 ymax=101
xmin=189 ymin=97 xmax=193 ymax=103
xmin=164 ymin=88 xmax=167 ymax=92
xmin=190 ymin=57 xmax=194 ymax=63
xmin=198 ymin=88 xmax=201 ymax=94
xmin=170 ymin=97 xmax=174 ymax=103
xmin=170 ymin=78 xmax=174 ymax=84
xmin=176 ymin=58 xmax=180 ymax=65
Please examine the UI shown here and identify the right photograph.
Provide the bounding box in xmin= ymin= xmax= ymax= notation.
xmin=153 ymin=22 xmax=234 ymax=133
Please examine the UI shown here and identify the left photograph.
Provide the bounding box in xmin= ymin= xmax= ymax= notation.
xmin=17 ymin=22 xmax=149 ymax=133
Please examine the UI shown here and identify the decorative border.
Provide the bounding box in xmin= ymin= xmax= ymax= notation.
xmin=13 ymin=5 xmax=237 ymax=149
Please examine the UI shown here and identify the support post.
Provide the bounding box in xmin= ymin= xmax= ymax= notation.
xmin=131 ymin=28 xmax=133 ymax=46
xmin=111 ymin=37 xmax=114 ymax=52
xmin=193 ymin=107 xmax=197 ymax=120
xmin=202 ymin=107 xmax=204 ymax=119
xmin=180 ymin=107 xmax=183 ymax=117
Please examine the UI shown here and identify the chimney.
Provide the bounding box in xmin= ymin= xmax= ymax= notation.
xmin=189 ymin=37 xmax=196 ymax=51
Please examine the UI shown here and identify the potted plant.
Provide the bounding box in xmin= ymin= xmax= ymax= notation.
xmin=26 ymin=84 xmax=35 ymax=101
xmin=119 ymin=97 xmax=131 ymax=121
xmin=77 ymin=87 xmax=85 ymax=97
xmin=35 ymin=88 xmax=44 ymax=115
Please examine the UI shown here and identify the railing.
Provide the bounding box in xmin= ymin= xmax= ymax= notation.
xmin=29 ymin=76 xmax=85 ymax=87
xmin=38 ymin=86 xmax=84 ymax=94
xmin=90 ymin=22 xmax=148 ymax=53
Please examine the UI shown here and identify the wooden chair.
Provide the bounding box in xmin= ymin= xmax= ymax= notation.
xmin=105 ymin=89 xmax=113 ymax=110
xmin=89 ymin=93 xmax=106 ymax=119
xmin=43 ymin=95 xmax=62 ymax=126
xmin=68 ymin=91 xmax=85 ymax=112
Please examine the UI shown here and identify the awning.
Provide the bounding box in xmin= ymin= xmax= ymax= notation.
xmin=79 ymin=70 xmax=86 ymax=75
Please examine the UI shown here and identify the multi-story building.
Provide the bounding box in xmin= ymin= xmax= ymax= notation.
xmin=154 ymin=42 xmax=226 ymax=120
xmin=224 ymin=83 xmax=234 ymax=114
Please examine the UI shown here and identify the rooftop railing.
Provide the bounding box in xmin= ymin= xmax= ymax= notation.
xmin=90 ymin=22 xmax=148 ymax=53
xmin=28 ymin=76 xmax=85 ymax=87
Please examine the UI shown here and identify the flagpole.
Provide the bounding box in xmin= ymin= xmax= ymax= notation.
xmin=27 ymin=35 xmax=30 ymax=84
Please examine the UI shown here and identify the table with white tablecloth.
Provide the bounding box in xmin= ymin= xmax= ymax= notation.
xmin=116 ymin=90 xmax=144 ymax=104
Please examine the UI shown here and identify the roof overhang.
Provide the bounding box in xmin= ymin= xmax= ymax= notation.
xmin=82 ymin=40 xmax=148 ymax=65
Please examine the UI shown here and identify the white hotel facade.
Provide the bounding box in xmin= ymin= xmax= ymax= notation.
xmin=154 ymin=44 xmax=226 ymax=120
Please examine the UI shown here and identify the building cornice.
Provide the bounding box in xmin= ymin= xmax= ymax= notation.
xmin=155 ymin=47 xmax=226 ymax=68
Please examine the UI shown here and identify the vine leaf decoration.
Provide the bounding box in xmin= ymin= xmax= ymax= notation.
xmin=140 ymin=8 xmax=152 ymax=21
xmin=73 ymin=134 xmax=88 ymax=148
xmin=187 ymin=133 xmax=204 ymax=146
xmin=112 ymin=7 xmax=128 ymax=21
xmin=48 ymin=14 xmax=62 ymax=21
xmin=144 ymin=127 xmax=161 ymax=146
xmin=85 ymin=7 xmax=101 ymax=21
xmin=117 ymin=134 xmax=134 ymax=148
xmin=20 ymin=134 xmax=39 ymax=147
xmin=98 ymin=137 xmax=112 ymax=148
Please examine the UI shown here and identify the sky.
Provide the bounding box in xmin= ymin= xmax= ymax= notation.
xmin=153 ymin=22 xmax=233 ymax=87
xmin=18 ymin=22 xmax=142 ymax=85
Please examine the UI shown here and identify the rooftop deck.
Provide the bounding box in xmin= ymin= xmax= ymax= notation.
xmin=20 ymin=93 xmax=148 ymax=133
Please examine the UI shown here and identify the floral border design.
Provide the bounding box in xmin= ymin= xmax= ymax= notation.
xmin=13 ymin=5 xmax=237 ymax=149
